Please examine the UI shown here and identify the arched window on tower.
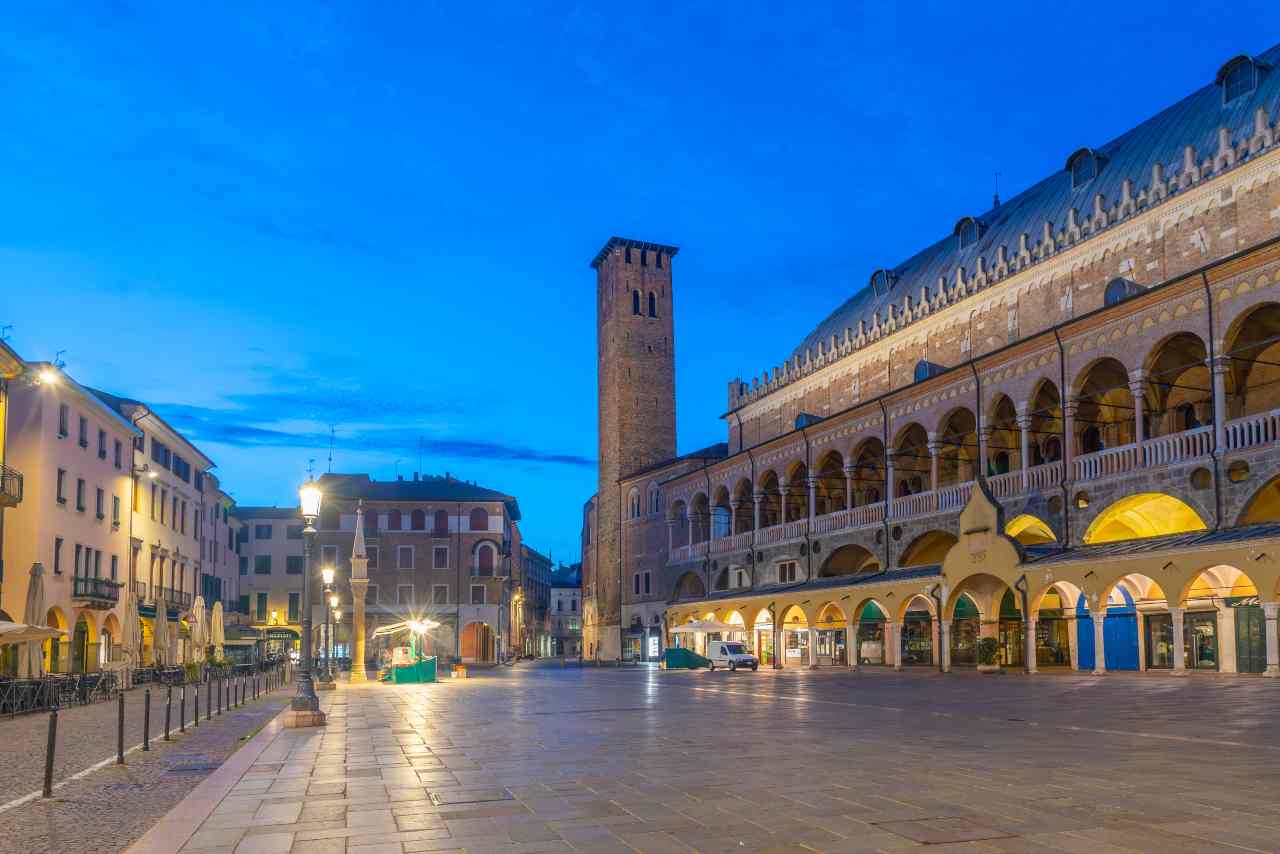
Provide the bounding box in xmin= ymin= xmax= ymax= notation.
xmin=469 ymin=507 xmax=489 ymax=531
xmin=433 ymin=509 xmax=448 ymax=535
xmin=648 ymin=292 xmax=657 ymax=317
xmin=387 ymin=509 xmax=402 ymax=531
xmin=631 ymin=290 xmax=641 ymax=315
xmin=475 ymin=542 xmax=495 ymax=576
xmin=410 ymin=509 xmax=426 ymax=531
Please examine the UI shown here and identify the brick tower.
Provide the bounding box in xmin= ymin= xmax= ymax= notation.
xmin=587 ymin=236 xmax=679 ymax=660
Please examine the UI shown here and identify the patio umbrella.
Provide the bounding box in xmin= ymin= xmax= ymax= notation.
xmin=19 ymin=563 xmax=47 ymax=678
xmin=153 ymin=597 xmax=170 ymax=666
xmin=0 ymin=621 xmax=63 ymax=645
xmin=211 ymin=601 xmax=225 ymax=660
xmin=190 ymin=596 xmax=207 ymax=662
xmin=120 ymin=582 xmax=142 ymax=688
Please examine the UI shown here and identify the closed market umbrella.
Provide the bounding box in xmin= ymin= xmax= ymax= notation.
xmin=19 ymin=563 xmax=47 ymax=678
xmin=211 ymin=601 xmax=225 ymax=661
xmin=121 ymin=582 xmax=142 ymax=687
xmin=153 ymin=598 xmax=170 ymax=667
xmin=190 ymin=595 xmax=207 ymax=662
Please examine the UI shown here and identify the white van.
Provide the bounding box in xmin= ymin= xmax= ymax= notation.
xmin=707 ymin=641 xmax=758 ymax=672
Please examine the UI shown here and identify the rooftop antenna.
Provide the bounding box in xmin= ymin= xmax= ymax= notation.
xmin=417 ymin=436 xmax=424 ymax=476
xmin=53 ymin=349 xmax=67 ymax=370
xmin=0 ymin=325 xmax=12 ymax=342
xmin=327 ymin=425 xmax=335 ymax=473
xmin=307 ymin=458 xmax=315 ymax=479
xmin=394 ymin=459 xmax=401 ymax=478
xmin=993 ymin=171 xmax=1002 ymax=209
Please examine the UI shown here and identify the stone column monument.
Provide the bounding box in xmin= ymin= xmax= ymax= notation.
xmin=349 ymin=501 xmax=370 ymax=683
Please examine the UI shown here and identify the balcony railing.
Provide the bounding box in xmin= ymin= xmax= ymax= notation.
xmin=1225 ymin=408 xmax=1280 ymax=451
xmin=709 ymin=531 xmax=752 ymax=554
xmin=937 ymin=481 xmax=974 ymax=512
xmin=1143 ymin=424 xmax=1213 ymax=467
xmin=891 ymin=490 xmax=937 ymax=519
xmin=1073 ymin=443 xmax=1139 ymax=481
xmin=670 ymin=544 xmax=691 ymax=563
xmin=0 ymin=463 xmax=22 ymax=507
xmin=72 ymin=576 xmax=122 ymax=605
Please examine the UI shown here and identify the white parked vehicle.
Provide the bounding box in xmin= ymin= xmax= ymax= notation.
xmin=706 ymin=640 xmax=759 ymax=672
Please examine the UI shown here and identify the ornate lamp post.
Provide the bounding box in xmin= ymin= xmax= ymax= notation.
xmin=285 ymin=478 xmax=326 ymax=727
xmin=316 ymin=566 xmax=335 ymax=689
xmin=328 ymin=593 xmax=339 ymax=677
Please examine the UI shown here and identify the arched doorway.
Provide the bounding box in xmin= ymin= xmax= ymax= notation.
xmin=900 ymin=596 xmax=935 ymax=666
xmin=45 ymin=607 xmax=68 ymax=674
xmin=71 ymin=612 xmax=98 ymax=674
xmin=461 ymin=622 xmax=495 ymax=663
xmin=1178 ymin=565 xmax=1263 ymax=673
xmin=747 ymin=608 xmax=775 ymax=667
xmin=854 ymin=601 xmax=887 ymax=665
xmin=1032 ymin=583 xmax=1082 ymax=668
xmin=950 ymin=593 xmax=981 ymax=666
xmin=777 ymin=605 xmax=809 ymax=667
xmin=101 ymin=613 xmax=121 ymax=670
xmin=814 ymin=604 xmax=848 ymax=666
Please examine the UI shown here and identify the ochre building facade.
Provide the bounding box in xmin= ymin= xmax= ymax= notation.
xmin=583 ymin=48 xmax=1280 ymax=675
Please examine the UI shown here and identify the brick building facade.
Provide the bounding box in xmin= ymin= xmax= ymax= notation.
xmin=584 ymin=47 xmax=1280 ymax=674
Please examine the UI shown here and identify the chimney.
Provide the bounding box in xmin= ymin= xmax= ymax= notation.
xmin=397 ymin=475 xmax=404 ymax=481
xmin=413 ymin=472 xmax=419 ymax=481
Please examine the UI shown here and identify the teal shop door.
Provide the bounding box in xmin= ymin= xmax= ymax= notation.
xmin=1235 ymin=604 xmax=1266 ymax=674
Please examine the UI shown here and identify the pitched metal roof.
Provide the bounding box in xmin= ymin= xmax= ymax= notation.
xmin=790 ymin=44 xmax=1280 ymax=363
xmin=623 ymin=442 xmax=729 ymax=482
xmin=1026 ymin=522 xmax=1280 ymax=564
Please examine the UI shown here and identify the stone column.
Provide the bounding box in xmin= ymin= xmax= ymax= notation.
xmin=1128 ymin=370 xmax=1148 ymax=454
xmin=666 ymin=520 xmax=675 ymax=553
xmin=730 ymin=500 xmax=741 ymax=537
xmin=753 ymin=493 xmax=763 ymax=531
xmin=1063 ymin=396 xmax=1079 ymax=480
xmin=1209 ymin=354 xmax=1230 ymax=450
xmin=1025 ymin=616 xmax=1038 ymax=674
xmin=807 ymin=477 xmax=818 ymax=523
xmin=1169 ymin=606 xmax=1187 ymax=674
xmin=1091 ymin=612 xmax=1107 ymax=675
xmin=349 ymin=578 xmax=368 ymax=683
xmin=847 ymin=618 xmax=858 ymax=670
xmin=779 ymin=486 xmax=790 ymax=525
xmin=939 ymin=619 xmax=951 ymax=673
xmin=843 ymin=464 xmax=855 ymax=511
xmin=977 ymin=426 xmax=991 ymax=481
xmin=890 ymin=621 xmax=904 ymax=671
xmin=927 ymin=434 xmax=941 ymax=492
xmin=885 ymin=457 xmax=896 ymax=511
xmin=1016 ymin=411 xmax=1034 ymax=491
xmin=1263 ymin=603 xmax=1280 ymax=678
xmin=808 ymin=627 xmax=818 ymax=669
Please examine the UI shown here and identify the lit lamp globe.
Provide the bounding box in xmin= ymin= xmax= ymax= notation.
xmin=329 ymin=594 xmax=339 ymax=609
xmin=321 ymin=566 xmax=335 ymax=586
xmin=299 ymin=479 xmax=323 ymax=522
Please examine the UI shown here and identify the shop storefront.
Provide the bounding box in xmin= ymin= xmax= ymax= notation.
xmin=856 ymin=604 xmax=885 ymax=665
xmin=783 ymin=626 xmax=809 ymax=665
xmin=1076 ymin=589 xmax=1139 ymax=671
xmin=1034 ymin=590 xmax=1072 ymax=667
xmin=815 ymin=629 xmax=847 ymax=666
xmin=997 ymin=590 xmax=1023 ymax=668
xmin=1145 ymin=610 xmax=1218 ymax=670
xmin=263 ymin=627 xmax=300 ymax=659
xmin=901 ymin=606 xmax=933 ymax=666
xmin=755 ymin=624 xmax=775 ymax=666
xmin=950 ymin=596 xmax=980 ymax=667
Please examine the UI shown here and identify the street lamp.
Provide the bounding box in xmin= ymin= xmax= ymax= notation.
xmin=320 ymin=566 xmax=335 ymax=682
xmin=327 ymin=593 xmax=339 ymax=679
xmin=288 ymin=477 xmax=325 ymax=726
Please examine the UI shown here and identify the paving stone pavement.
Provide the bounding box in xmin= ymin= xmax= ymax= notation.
xmin=0 ymin=673 xmax=283 ymax=804
xmin=0 ymin=678 xmax=293 ymax=854
xmin=125 ymin=665 xmax=1280 ymax=854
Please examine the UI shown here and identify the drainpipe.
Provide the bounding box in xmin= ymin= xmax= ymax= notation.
xmin=1201 ymin=272 xmax=1224 ymax=532
xmin=702 ymin=459 xmax=713 ymax=595
xmin=1014 ymin=574 xmax=1031 ymax=674
xmin=929 ymin=582 xmax=946 ymax=673
xmin=733 ymin=410 xmax=758 ymax=592
xmin=456 ymin=500 xmax=462 ymax=661
xmin=969 ymin=362 xmax=984 ymax=483
xmin=877 ymin=399 xmax=891 ymax=572
xmin=799 ymin=425 xmax=813 ymax=580
xmin=1051 ymin=329 xmax=1072 ymax=545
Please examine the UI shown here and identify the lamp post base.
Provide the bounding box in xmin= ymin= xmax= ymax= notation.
xmin=315 ymin=680 xmax=336 ymax=691
xmin=282 ymin=709 xmax=328 ymax=728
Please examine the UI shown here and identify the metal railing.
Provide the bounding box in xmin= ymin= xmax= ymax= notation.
xmin=72 ymin=576 xmax=123 ymax=603
xmin=0 ymin=463 xmax=22 ymax=506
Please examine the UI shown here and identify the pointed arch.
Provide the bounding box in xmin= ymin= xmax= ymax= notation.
xmin=1082 ymin=493 xmax=1207 ymax=544
xmin=898 ymin=530 xmax=957 ymax=568
xmin=1005 ymin=513 xmax=1056 ymax=545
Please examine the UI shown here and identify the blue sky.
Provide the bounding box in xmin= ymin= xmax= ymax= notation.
xmin=1 ymin=3 xmax=1273 ymax=561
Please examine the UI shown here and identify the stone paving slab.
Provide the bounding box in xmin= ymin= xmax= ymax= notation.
xmin=125 ymin=667 xmax=1280 ymax=853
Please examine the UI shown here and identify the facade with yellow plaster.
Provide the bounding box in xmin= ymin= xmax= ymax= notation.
xmin=584 ymin=47 xmax=1280 ymax=674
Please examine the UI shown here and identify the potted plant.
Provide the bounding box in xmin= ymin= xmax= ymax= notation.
xmin=976 ymin=637 xmax=1002 ymax=673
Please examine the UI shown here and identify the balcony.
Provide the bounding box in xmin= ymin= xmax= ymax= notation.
xmin=0 ymin=463 xmax=22 ymax=508
xmin=1225 ymin=408 xmax=1280 ymax=452
xmin=72 ymin=576 xmax=122 ymax=608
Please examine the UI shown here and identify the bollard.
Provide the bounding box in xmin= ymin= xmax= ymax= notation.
xmin=194 ymin=686 xmax=200 ymax=727
xmin=206 ymin=680 xmax=212 ymax=721
xmin=43 ymin=705 xmax=58 ymax=798
xmin=165 ymin=687 xmax=172 ymax=741
xmin=180 ymin=686 xmax=186 ymax=733
xmin=143 ymin=689 xmax=151 ymax=752
xmin=216 ymin=679 xmax=222 ymax=716
xmin=117 ymin=692 xmax=125 ymax=765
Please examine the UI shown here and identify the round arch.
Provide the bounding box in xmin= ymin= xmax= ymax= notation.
xmin=819 ymin=543 xmax=879 ymax=577
xmin=45 ymin=606 xmax=68 ymax=674
xmin=1082 ymin=493 xmax=1207 ymax=544
xmin=813 ymin=450 xmax=846 ymax=516
xmin=986 ymin=394 xmax=1020 ymax=476
xmin=1005 ymin=513 xmax=1057 ymax=545
xmin=460 ymin=621 xmax=496 ymax=663
xmin=1026 ymin=378 xmax=1064 ymax=466
xmin=672 ymin=572 xmax=707 ymax=601
xmin=936 ymin=407 xmax=978 ymax=487
xmin=1239 ymin=475 xmax=1280 ymax=525
xmin=1223 ymin=301 xmax=1280 ymax=420
xmin=1073 ymin=357 xmax=1135 ymax=456
xmin=898 ymin=530 xmax=957 ymax=567
xmin=850 ymin=437 xmax=886 ymax=506
xmin=783 ymin=461 xmax=809 ymax=521
xmin=756 ymin=470 xmax=782 ymax=528
xmin=71 ymin=610 xmax=98 ymax=674
xmin=893 ymin=423 xmax=931 ymax=495
xmin=689 ymin=493 xmax=711 ymax=544
xmin=1144 ymin=331 xmax=1210 ymax=439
